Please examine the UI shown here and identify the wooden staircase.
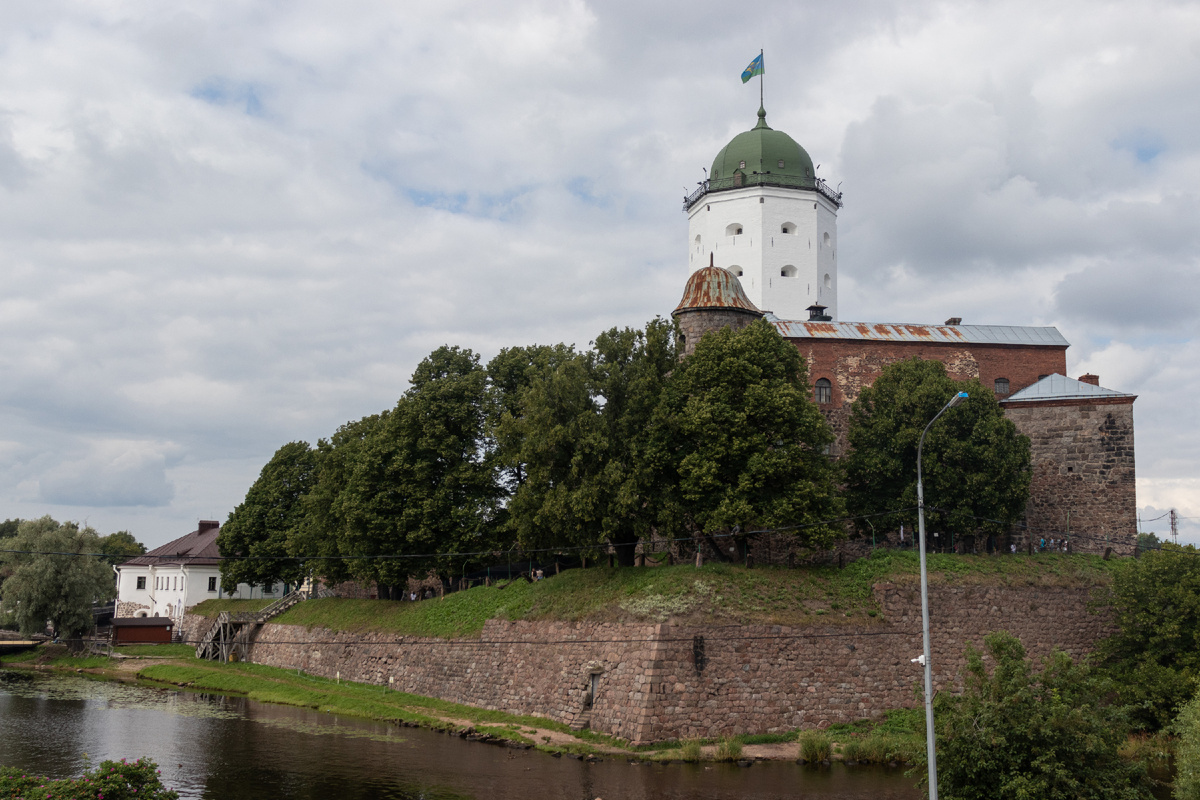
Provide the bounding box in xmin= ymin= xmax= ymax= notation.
xmin=195 ymin=587 xmax=333 ymax=661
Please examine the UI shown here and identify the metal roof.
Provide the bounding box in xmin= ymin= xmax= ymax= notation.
xmin=121 ymin=522 xmax=222 ymax=567
xmin=764 ymin=314 xmax=1070 ymax=347
xmin=675 ymin=264 xmax=762 ymax=315
xmin=1003 ymin=373 xmax=1134 ymax=403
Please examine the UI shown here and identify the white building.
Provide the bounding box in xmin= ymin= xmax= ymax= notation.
xmin=685 ymin=105 xmax=843 ymax=321
xmin=115 ymin=520 xmax=287 ymax=626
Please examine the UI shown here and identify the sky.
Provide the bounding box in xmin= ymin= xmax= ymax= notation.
xmin=1 ymin=0 xmax=1198 ymax=549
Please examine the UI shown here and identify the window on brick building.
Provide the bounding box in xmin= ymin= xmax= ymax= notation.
xmin=994 ymin=377 xmax=1010 ymax=395
xmin=815 ymin=378 xmax=832 ymax=405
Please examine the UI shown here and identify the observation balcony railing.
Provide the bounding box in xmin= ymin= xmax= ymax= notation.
xmin=683 ymin=174 xmax=843 ymax=211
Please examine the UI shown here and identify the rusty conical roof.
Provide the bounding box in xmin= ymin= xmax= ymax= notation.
xmin=674 ymin=259 xmax=762 ymax=315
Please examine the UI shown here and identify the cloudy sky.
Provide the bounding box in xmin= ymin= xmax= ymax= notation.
xmin=2 ymin=0 xmax=1198 ymax=549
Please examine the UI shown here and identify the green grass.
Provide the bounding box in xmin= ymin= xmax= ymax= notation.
xmin=798 ymin=730 xmax=833 ymax=762
xmin=112 ymin=643 xmax=195 ymax=658
xmin=135 ymin=660 xmax=626 ymax=753
xmin=270 ymin=551 xmax=1116 ymax=639
xmin=188 ymin=598 xmax=275 ymax=618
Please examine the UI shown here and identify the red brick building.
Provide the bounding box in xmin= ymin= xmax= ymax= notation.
xmin=672 ymin=265 xmax=1137 ymax=554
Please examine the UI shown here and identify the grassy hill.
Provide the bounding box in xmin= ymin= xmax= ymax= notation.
xmin=245 ymin=550 xmax=1117 ymax=640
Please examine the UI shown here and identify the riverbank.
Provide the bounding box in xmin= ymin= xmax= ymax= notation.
xmin=0 ymin=644 xmax=924 ymax=764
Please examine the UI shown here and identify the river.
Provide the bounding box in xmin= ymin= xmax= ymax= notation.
xmin=0 ymin=670 xmax=921 ymax=799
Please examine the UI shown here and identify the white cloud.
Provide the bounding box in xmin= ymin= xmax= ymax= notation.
xmin=0 ymin=0 xmax=1196 ymax=547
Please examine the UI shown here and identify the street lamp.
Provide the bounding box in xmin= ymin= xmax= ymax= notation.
xmin=916 ymin=390 xmax=968 ymax=800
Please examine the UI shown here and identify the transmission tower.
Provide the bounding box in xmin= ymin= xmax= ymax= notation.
xmin=1171 ymin=508 xmax=1178 ymax=545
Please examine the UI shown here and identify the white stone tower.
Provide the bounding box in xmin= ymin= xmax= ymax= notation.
xmin=684 ymin=106 xmax=842 ymax=321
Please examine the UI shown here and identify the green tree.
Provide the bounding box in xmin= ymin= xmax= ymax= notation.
xmin=1096 ymin=543 xmax=1200 ymax=730
xmin=651 ymin=318 xmax=842 ymax=560
xmin=843 ymin=358 xmax=1030 ymax=540
xmin=505 ymin=319 xmax=676 ymax=565
xmin=0 ymin=518 xmax=20 ymax=538
xmin=298 ymin=413 xmax=386 ymax=588
xmin=218 ymin=441 xmax=317 ymax=593
xmin=97 ymin=530 xmax=147 ymax=566
xmin=339 ymin=346 xmax=500 ymax=594
xmin=1136 ymin=531 xmax=1162 ymax=554
xmin=929 ymin=631 xmax=1151 ymax=800
xmin=0 ymin=516 xmax=115 ymax=638
xmin=1175 ymin=690 xmax=1200 ymax=800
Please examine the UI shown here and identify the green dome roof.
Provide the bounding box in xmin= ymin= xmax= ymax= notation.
xmin=709 ymin=107 xmax=816 ymax=187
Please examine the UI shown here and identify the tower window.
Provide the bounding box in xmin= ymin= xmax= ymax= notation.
xmin=725 ymin=223 xmax=743 ymax=236
xmin=781 ymin=223 xmax=796 ymax=234
xmin=994 ymin=378 xmax=1010 ymax=395
xmin=730 ymin=265 xmax=744 ymax=277
xmin=815 ymin=379 xmax=832 ymax=405
xmin=781 ymin=265 xmax=797 ymax=277
xmin=824 ymin=273 xmax=832 ymax=289
xmin=823 ymin=232 xmax=831 ymax=247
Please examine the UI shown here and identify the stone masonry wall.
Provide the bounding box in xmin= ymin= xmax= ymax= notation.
xmin=674 ymin=308 xmax=762 ymax=357
xmin=245 ymin=581 xmax=1113 ymax=744
xmin=1003 ymin=399 xmax=1137 ymax=554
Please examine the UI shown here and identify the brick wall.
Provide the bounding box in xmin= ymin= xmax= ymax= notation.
xmin=789 ymin=338 xmax=1068 ymax=455
xmin=244 ymin=580 xmax=1112 ymax=744
xmin=1002 ymin=399 xmax=1137 ymax=554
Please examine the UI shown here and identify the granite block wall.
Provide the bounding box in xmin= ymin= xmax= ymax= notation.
xmin=239 ymin=580 xmax=1113 ymax=744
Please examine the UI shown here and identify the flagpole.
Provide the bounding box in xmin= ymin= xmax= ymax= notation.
xmin=759 ymin=49 xmax=764 ymax=109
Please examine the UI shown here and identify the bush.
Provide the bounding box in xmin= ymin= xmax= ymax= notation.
xmin=1176 ymin=692 xmax=1200 ymax=800
xmin=714 ymin=737 xmax=743 ymax=762
xmin=798 ymin=730 xmax=832 ymax=763
xmin=678 ymin=739 xmax=703 ymax=762
xmin=929 ymin=631 xmax=1153 ymax=800
xmin=0 ymin=757 xmax=178 ymax=800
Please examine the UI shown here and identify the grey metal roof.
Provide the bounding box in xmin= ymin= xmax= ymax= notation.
xmin=764 ymin=314 xmax=1070 ymax=347
xmin=1003 ymin=373 xmax=1135 ymax=403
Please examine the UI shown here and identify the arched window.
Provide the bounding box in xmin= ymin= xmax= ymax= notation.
xmin=780 ymin=265 xmax=797 ymax=277
xmin=823 ymin=232 xmax=831 ymax=248
xmin=781 ymin=222 xmax=796 ymax=234
xmin=994 ymin=378 xmax=1010 ymax=395
xmin=730 ymin=265 xmax=744 ymax=277
xmin=823 ymin=273 xmax=832 ymax=289
xmin=725 ymin=223 xmax=744 ymax=236
xmin=815 ymin=378 xmax=832 ymax=405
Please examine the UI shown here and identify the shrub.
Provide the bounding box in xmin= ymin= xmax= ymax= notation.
xmin=0 ymin=757 xmax=178 ymax=800
xmin=798 ymin=730 xmax=832 ymax=762
xmin=679 ymin=739 xmax=703 ymax=762
xmin=714 ymin=737 xmax=742 ymax=762
xmin=1176 ymin=692 xmax=1200 ymax=800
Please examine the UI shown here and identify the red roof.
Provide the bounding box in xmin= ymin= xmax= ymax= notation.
xmin=120 ymin=521 xmax=221 ymax=567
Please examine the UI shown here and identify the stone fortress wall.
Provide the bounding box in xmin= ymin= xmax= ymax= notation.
xmin=214 ymin=580 xmax=1113 ymax=745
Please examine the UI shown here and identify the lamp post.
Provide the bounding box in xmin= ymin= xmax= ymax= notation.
xmin=916 ymin=390 xmax=969 ymax=800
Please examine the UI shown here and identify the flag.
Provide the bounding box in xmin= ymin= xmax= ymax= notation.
xmin=741 ymin=53 xmax=764 ymax=84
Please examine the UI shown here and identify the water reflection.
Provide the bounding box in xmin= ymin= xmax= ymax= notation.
xmin=0 ymin=671 xmax=919 ymax=800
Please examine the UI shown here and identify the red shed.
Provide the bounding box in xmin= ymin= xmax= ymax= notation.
xmin=111 ymin=616 xmax=174 ymax=644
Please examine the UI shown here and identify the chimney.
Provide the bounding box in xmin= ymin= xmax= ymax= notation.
xmin=198 ymin=520 xmax=220 ymax=532
xmin=806 ymin=304 xmax=832 ymax=322
xmin=944 ymin=317 xmax=962 ymax=326
xmin=1078 ymin=374 xmax=1100 ymax=386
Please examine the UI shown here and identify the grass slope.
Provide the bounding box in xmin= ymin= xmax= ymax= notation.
xmin=272 ymin=551 xmax=1116 ymax=639
xmin=188 ymin=598 xmax=275 ymax=618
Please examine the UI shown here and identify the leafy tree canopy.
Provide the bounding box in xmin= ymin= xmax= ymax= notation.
xmin=505 ymin=319 xmax=675 ymax=565
xmin=339 ymin=346 xmax=500 ymax=592
xmin=843 ymin=357 xmax=1031 ymax=538
xmin=651 ymin=318 xmax=842 ymax=559
xmin=218 ymin=441 xmax=317 ymax=593
xmin=1095 ymin=543 xmax=1200 ymax=730
xmin=0 ymin=516 xmax=115 ymax=638
xmin=1174 ymin=689 xmax=1200 ymax=800
xmin=0 ymin=518 xmax=20 ymax=538
xmin=929 ymin=631 xmax=1152 ymax=800
xmin=97 ymin=530 xmax=147 ymax=566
